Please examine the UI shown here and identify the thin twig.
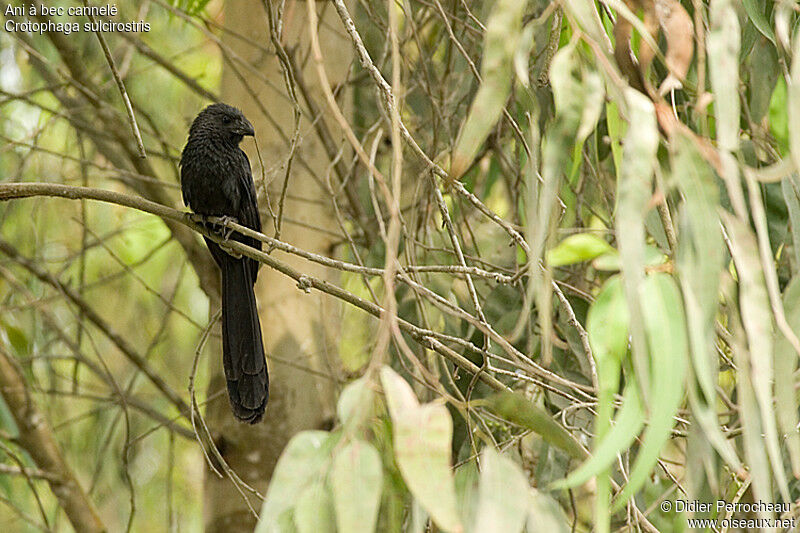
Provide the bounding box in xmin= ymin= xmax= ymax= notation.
xmin=84 ymin=3 xmax=147 ymax=158
xmin=0 ymin=345 xmax=106 ymax=533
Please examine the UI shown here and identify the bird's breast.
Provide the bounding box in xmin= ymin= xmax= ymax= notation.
xmin=180 ymin=139 xmax=243 ymax=216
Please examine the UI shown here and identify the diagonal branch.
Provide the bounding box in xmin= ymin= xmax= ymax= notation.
xmin=0 ymin=182 xmax=593 ymax=398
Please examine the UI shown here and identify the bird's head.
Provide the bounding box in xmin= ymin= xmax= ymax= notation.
xmin=189 ymin=103 xmax=255 ymax=145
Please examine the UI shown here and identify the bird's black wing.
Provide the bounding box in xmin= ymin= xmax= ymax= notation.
xmin=233 ymin=148 xmax=262 ymax=280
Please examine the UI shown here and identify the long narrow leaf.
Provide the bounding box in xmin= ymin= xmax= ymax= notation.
xmin=775 ymin=276 xmax=800 ymax=476
xmin=611 ymin=274 xmax=688 ymax=510
xmin=450 ymin=0 xmax=529 ymax=179
xmin=616 ymin=89 xmax=658 ymax=396
xmin=723 ymin=213 xmax=787 ymax=502
xmin=708 ymin=0 xmax=741 ymax=152
xmin=553 ymin=382 xmax=644 ymax=490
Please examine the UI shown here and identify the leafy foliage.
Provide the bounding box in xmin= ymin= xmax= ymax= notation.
xmin=257 ymin=0 xmax=800 ymax=530
xmin=2 ymin=0 xmax=800 ymax=531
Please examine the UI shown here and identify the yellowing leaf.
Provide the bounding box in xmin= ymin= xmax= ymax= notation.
xmin=380 ymin=367 xmax=463 ymax=533
xmin=336 ymin=376 xmax=374 ymax=430
xmin=657 ymin=0 xmax=694 ymax=95
xmin=331 ymin=440 xmax=382 ymax=533
xmin=295 ymin=482 xmax=335 ymax=533
xmin=473 ymin=448 xmax=529 ymax=533
xmin=527 ymin=488 xmax=571 ymax=533
xmin=256 ymin=431 xmax=334 ymax=533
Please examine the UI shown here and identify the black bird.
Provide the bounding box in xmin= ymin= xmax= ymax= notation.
xmin=180 ymin=103 xmax=268 ymax=423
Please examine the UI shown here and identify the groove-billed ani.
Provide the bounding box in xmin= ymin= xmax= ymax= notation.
xmin=180 ymin=103 xmax=268 ymax=424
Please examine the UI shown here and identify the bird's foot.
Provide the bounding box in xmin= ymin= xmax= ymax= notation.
xmin=214 ymin=216 xmax=239 ymax=241
xmin=185 ymin=211 xmax=206 ymax=226
xmin=185 ymin=213 xmax=238 ymax=242
xmin=185 ymin=212 xmax=216 ymax=236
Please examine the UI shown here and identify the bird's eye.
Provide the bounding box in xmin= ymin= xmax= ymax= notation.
xmin=222 ymin=115 xmax=232 ymax=124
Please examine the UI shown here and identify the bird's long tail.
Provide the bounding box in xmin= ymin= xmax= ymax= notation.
xmin=220 ymin=254 xmax=269 ymax=423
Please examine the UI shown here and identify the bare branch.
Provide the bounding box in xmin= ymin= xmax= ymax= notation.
xmin=0 ymin=346 xmax=105 ymax=533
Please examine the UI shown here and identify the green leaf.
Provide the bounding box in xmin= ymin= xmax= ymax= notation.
xmin=746 ymin=35 xmax=779 ymax=123
xmin=473 ymin=448 xmax=529 ymax=533
xmin=409 ymin=500 xmax=428 ymax=533
xmin=559 ymin=0 xmax=610 ymax=54
xmin=337 ymin=377 xmax=374 ymax=429
xmin=485 ymin=391 xmax=586 ymax=460
xmin=770 ymin=77 xmax=790 ymax=154
xmin=256 ymin=431 xmax=334 ymax=533
xmin=380 ymin=367 xmax=463 ymax=533
xmin=789 ymin=29 xmax=800 ymax=172
xmin=724 ymin=289 xmax=774 ymax=510
xmin=587 ymin=275 xmax=629 ymax=370
xmin=743 ymin=0 xmax=776 ymax=45
xmin=672 ymin=135 xmax=723 ymax=400
xmin=174 ymin=0 xmax=213 ymax=16
xmin=581 ymin=274 xmax=631 ymax=532
xmin=672 ymin=134 xmax=742 ymax=473
xmin=454 ymin=462 xmax=479 ymax=528
xmin=553 ymin=382 xmax=644 ymax=490
xmin=616 ymin=88 xmax=659 ymax=397
xmin=514 ymin=22 xmax=536 ymax=87
xmin=528 ymin=42 xmax=588 ymax=365
xmin=1 ymin=321 xmax=30 ymax=356
xmin=723 ymin=213 xmax=789 ymax=502
xmin=576 ymin=71 xmax=605 ymax=144
xmin=339 ymin=274 xmax=378 ymax=371
xmin=611 ymin=274 xmax=689 ymax=510
xmin=527 ymin=488 xmax=571 ymax=533
xmin=708 ymin=0 xmax=741 ymax=152
xmin=294 ymin=482 xmax=335 ymax=533
xmin=591 ymin=245 xmax=666 ymax=271
xmin=784 ymin=177 xmax=800 ymax=273
xmin=546 ymin=233 xmax=614 ymax=267
xmin=451 ymin=0 xmax=529 ymax=178
xmin=549 ymin=43 xmax=584 ymax=130
xmin=605 ymin=101 xmax=624 ymax=177
xmin=331 ymin=440 xmax=383 ymax=533
xmin=775 ymin=276 xmax=800 ymax=477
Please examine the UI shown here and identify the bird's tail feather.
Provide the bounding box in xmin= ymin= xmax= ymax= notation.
xmin=220 ymin=255 xmax=269 ymax=423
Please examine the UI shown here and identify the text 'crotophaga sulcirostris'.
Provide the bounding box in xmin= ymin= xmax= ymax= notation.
xmin=180 ymin=103 xmax=268 ymax=424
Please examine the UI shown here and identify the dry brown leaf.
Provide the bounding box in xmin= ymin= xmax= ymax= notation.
xmin=637 ymin=0 xmax=659 ymax=77
xmin=657 ymin=0 xmax=694 ymax=95
xmin=613 ymin=0 xmax=647 ymax=93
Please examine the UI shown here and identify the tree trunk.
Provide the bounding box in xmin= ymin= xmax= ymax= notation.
xmin=204 ymin=2 xmax=350 ymax=531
